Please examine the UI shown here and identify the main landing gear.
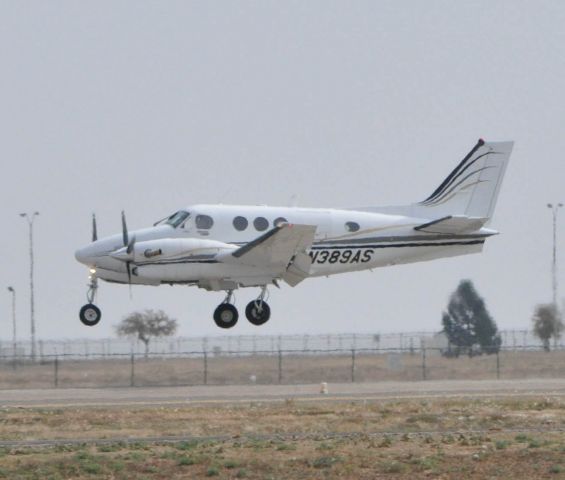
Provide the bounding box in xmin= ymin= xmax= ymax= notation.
xmin=213 ymin=287 xmax=271 ymax=329
xmin=79 ymin=275 xmax=102 ymax=327
xmin=245 ymin=287 xmax=271 ymax=326
xmin=213 ymin=290 xmax=239 ymax=329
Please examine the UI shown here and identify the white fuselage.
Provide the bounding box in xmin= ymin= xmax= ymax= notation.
xmin=75 ymin=204 xmax=492 ymax=290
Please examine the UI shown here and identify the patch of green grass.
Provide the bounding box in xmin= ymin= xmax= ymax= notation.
xmin=74 ymin=450 xmax=92 ymax=461
xmin=311 ymin=456 xmax=341 ymax=469
xmin=495 ymin=440 xmax=510 ymax=450
xmin=206 ymin=465 xmax=220 ymax=476
xmin=246 ymin=439 xmax=270 ymax=450
xmin=378 ymin=436 xmax=393 ymax=447
xmin=175 ymin=440 xmax=199 ymax=451
xmin=128 ymin=442 xmax=150 ymax=450
xmin=81 ymin=461 xmax=102 ymax=475
xmin=124 ymin=451 xmax=147 ymax=462
xmin=97 ymin=442 xmax=124 ymax=453
xmin=441 ymin=434 xmax=455 ymax=444
xmin=406 ymin=413 xmax=440 ymax=424
xmin=515 ymin=434 xmax=531 ymax=443
xmin=417 ymin=456 xmax=440 ymax=471
xmin=177 ymin=455 xmax=197 ymax=466
xmin=235 ymin=468 xmax=248 ymax=478
xmin=109 ymin=460 xmax=125 ymax=472
xmin=381 ymin=461 xmax=406 ymax=474
xmin=549 ymin=465 xmax=563 ymax=474
xmin=528 ymin=439 xmax=542 ymax=448
xmin=223 ymin=459 xmax=239 ymax=469
xmin=276 ymin=443 xmax=296 ymax=451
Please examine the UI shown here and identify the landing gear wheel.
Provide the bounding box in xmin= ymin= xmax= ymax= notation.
xmin=245 ymin=300 xmax=271 ymax=326
xmin=213 ymin=303 xmax=239 ymax=329
xmin=79 ymin=303 xmax=102 ymax=326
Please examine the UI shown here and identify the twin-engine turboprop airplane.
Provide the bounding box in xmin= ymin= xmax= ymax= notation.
xmin=75 ymin=139 xmax=513 ymax=329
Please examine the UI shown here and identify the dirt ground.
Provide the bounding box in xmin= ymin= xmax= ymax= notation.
xmin=0 ymin=392 xmax=564 ymax=479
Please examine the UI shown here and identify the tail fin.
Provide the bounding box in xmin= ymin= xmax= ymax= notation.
xmin=415 ymin=139 xmax=513 ymax=221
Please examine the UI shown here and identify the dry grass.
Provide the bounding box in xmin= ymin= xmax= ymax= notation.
xmin=1 ymin=350 xmax=564 ymax=389
xmin=0 ymin=396 xmax=564 ymax=479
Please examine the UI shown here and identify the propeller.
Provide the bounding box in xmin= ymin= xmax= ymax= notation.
xmin=92 ymin=214 xmax=98 ymax=242
xmin=121 ymin=210 xmax=135 ymax=297
xmin=125 ymin=235 xmax=136 ymax=285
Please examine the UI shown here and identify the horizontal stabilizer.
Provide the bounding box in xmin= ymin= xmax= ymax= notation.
xmin=227 ymin=224 xmax=317 ymax=270
xmin=414 ymin=215 xmax=489 ymax=234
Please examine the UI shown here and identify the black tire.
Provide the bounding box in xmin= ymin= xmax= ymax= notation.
xmin=245 ymin=300 xmax=271 ymax=326
xmin=213 ymin=303 xmax=239 ymax=329
xmin=79 ymin=303 xmax=102 ymax=326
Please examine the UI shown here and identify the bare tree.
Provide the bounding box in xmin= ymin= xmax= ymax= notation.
xmin=532 ymin=303 xmax=563 ymax=352
xmin=116 ymin=309 xmax=178 ymax=357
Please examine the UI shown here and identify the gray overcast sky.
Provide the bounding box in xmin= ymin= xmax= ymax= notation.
xmin=1 ymin=0 xmax=564 ymax=340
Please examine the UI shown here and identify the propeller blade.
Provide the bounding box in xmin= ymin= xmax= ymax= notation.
xmin=126 ymin=261 xmax=133 ymax=299
xmin=121 ymin=210 xmax=128 ymax=247
xmin=126 ymin=261 xmax=132 ymax=283
xmin=92 ymin=214 xmax=98 ymax=242
xmin=126 ymin=235 xmax=136 ymax=255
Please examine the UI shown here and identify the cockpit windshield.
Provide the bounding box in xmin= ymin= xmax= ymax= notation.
xmin=165 ymin=210 xmax=190 ymax=228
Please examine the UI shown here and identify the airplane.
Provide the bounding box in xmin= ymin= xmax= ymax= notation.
xmin=75 ymin=138 xmax=513 ymax=329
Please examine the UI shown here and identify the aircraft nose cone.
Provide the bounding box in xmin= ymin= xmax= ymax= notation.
xmin=75 ymin=245 xmax=93 ymax=265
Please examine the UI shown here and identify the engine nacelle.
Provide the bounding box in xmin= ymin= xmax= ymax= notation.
xmin=112 ymin=238 xmax=237 ymax=264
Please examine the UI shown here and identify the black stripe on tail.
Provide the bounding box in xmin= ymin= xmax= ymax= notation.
xmin=420 ymin=139 xmax=485 ymax=205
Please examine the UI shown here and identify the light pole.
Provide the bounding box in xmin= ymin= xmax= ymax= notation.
xmin=7 ymin=286 xmax=16 ymax=357
xmin=547 ymin=203 xmax=563 ymax=308
xmin=20 ymin=212 xmax=39 ymax=360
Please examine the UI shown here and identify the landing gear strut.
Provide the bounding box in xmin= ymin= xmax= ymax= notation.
xmin=213 ymin=290 xmax=238 ymax=329
xmin=79 ymin=275 xmax=102 ymax=327
xmin=245 ymin=286 xmax=271 ymax=326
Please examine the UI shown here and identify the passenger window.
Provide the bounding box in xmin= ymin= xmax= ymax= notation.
xmin=345 ymin=221 xmax=360 ymax=232
xmin=274 ymin=217 xmax=288 ymax=227
xmin=233 ymin=216 xmax=248 ymax=231
xmin=195 ymin=215 xmax=214 ymax=230
xmin=254 ymin=217 xmax=269 ymax=231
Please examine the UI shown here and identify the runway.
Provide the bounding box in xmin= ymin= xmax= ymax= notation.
xmin=2 ymin=378 xmax=564 ymax=408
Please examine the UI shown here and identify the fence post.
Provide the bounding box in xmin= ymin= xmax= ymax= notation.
xmin=496 ymin=350 xmax=500 ymax=379
xmin=421 ymin=347 xmax=427 ymax=380
xmin=278 ymin=349 xmax=282 ymax=384
xmin=54 ymin=356 xmax=59 ymax=388
xmin=130 ymin=353 xmax=135 ymax=387
xmin=203 ymin=351 xmax=208 ymax=385
xmin=351 ymin=348 xmax=356 ymax=382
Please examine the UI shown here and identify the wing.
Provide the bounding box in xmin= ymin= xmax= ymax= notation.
xmin=219 ymin=224 xmax=316 ymax=286
xmin=414 ymin=215 xmax=488 ymax=234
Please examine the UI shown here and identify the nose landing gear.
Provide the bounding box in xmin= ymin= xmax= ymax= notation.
xmin=79 ymin=275 xmax=102 ymax=327
xmin=79 ymin=303 xmax=102 ymax=326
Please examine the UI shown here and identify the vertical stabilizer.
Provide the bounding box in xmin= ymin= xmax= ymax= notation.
xmin=415 ymin=139 xmax=513 ymax=221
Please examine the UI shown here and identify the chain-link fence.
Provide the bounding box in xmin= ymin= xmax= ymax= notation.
xmin=1 ymin=344 xmax=563 ymax=390
xmin=0 ymin=330 xmax=558 ymax=360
